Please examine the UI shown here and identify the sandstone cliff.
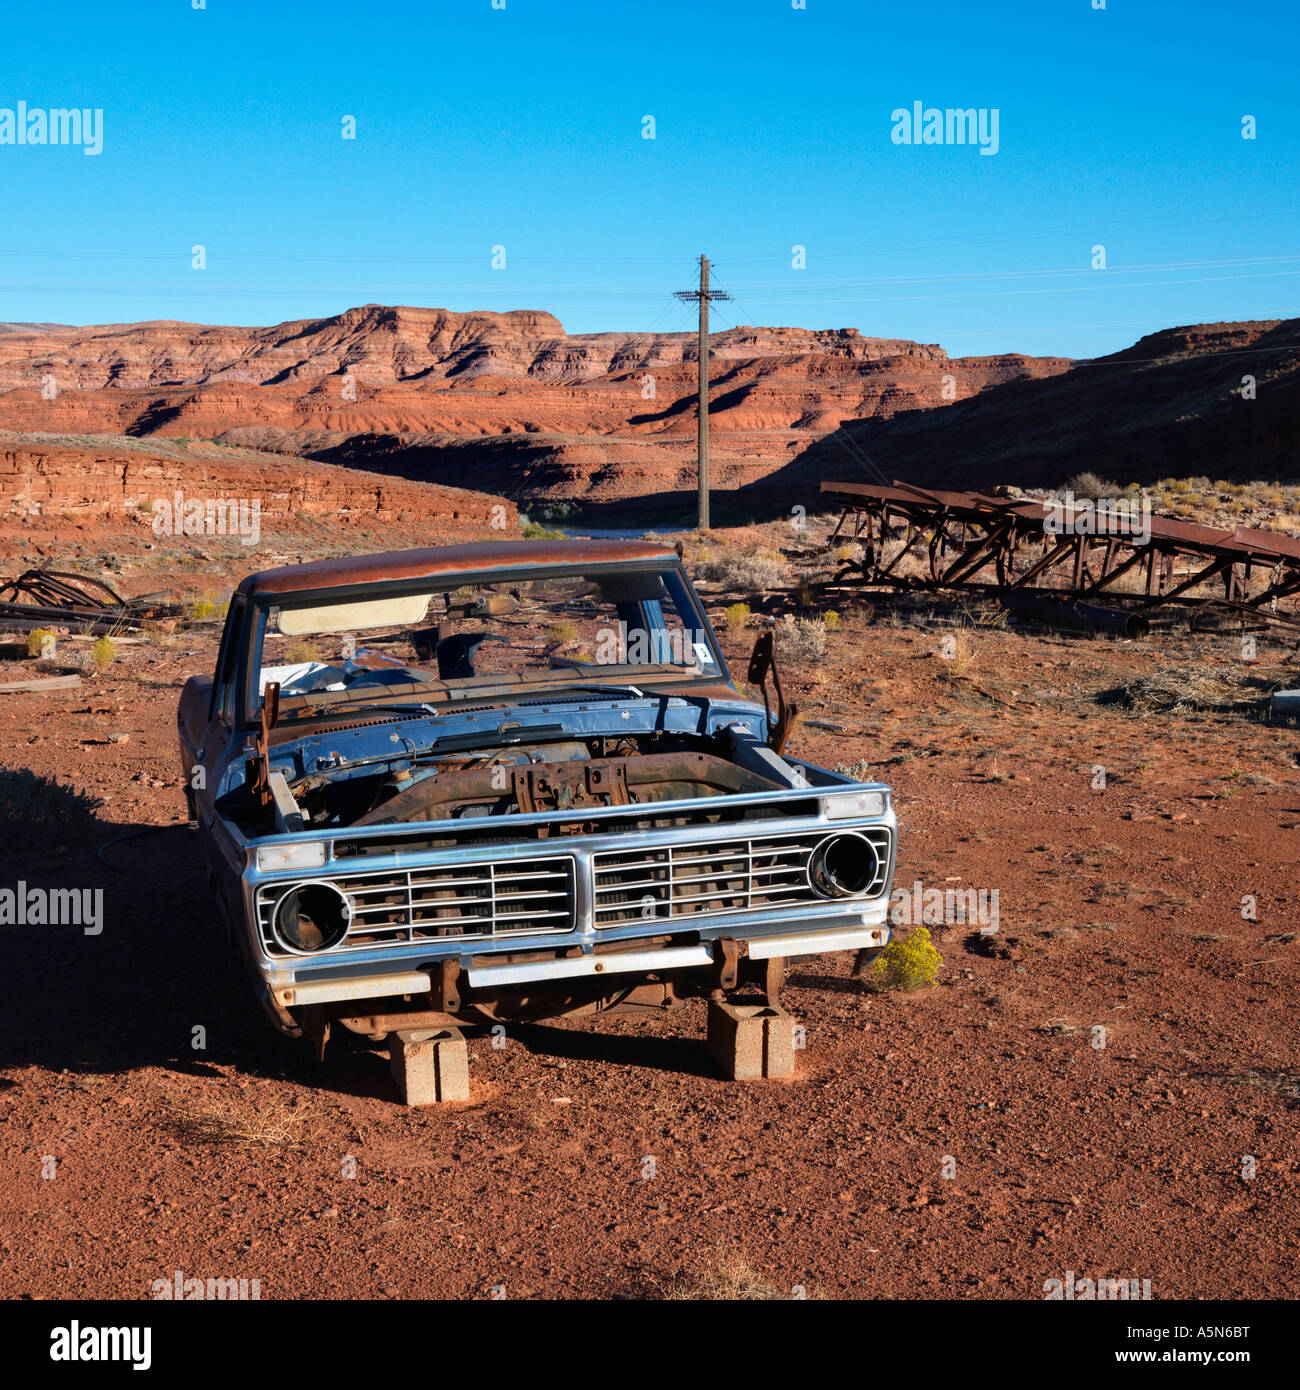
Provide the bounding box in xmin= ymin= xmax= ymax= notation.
xmin=0 ymin=305 xmax=1071 ymax=505
xmin=0 ymin=431 xmax=515 ymax=563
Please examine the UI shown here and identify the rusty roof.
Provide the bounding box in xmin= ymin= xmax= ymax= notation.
xmin=235 ymin=538 xmax=679 ymax=597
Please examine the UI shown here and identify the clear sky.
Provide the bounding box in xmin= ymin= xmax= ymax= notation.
xmin=2 ymin=0 xmax=1296 ymax=358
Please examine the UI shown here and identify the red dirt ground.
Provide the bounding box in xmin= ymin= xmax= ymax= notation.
xmin=0 ymin=556 xmax=1296 ymax=1301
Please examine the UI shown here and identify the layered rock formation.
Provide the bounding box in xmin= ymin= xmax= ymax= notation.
xmin=760 ymin=318 xmax=1300 ymax=501
xmin=0 ymin=305 xmax=1071 ymax=505
xmin=0 ymin=432 xmax=514 ymax=559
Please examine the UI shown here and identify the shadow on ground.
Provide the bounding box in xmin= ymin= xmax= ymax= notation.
xmin=503 ymin=1018 xmax=718 ymax=1080
xmin=0 ymin=767 xmax=327 ymax=1088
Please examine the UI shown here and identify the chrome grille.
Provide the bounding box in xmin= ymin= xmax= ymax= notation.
xmin=592 ymin=827 xmax=891 ymax=928
xmin=257 ymin=855 xmax=575 ymax=956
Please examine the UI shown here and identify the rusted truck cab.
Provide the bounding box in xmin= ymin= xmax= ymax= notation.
xmin=178 ymin=540 xmax=896 ymax=1097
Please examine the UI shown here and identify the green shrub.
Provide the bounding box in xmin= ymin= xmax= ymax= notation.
xmin=522 ymin=520 xmax=566 ymax=540
xmin=90 ymin=637 xmax=116 ymax=673
xmin=866 ymin=925 xmax=943 ymax=993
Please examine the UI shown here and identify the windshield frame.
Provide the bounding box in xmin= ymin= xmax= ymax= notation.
xmin=234 ymin=557 xmax=731 ymax=730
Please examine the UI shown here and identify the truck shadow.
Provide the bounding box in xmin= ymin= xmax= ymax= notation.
xmin=0 ymin=770 xmax=292 ymax=1084
xmin=503 ymin=1019 xmax=718 ymax=1079
xmin=0 ymin=770 xmax=723 ymax=1100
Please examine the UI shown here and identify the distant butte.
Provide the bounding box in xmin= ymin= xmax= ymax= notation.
xmin=0 ymin=304 xmax=1071 ymax=509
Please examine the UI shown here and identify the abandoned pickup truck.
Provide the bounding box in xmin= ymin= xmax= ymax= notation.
xmin=178 ymin=540 xmax=896 ymax=1099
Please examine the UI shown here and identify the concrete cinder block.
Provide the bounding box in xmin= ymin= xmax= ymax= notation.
xmin=388 ymin=1027 xmax=469 ymax=1105
xmin=707 ymin=1000 xmax=797 ymax=1081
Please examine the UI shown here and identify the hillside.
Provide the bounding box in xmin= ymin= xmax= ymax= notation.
xmin=0 ymin=305 xmax=1070 ymax=505
xmin=759 ymin=318 xmax=1300 ymax=505
xmin=0 ymin=430 xmax=515 ymax=567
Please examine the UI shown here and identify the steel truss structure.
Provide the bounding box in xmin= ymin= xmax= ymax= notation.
xmin=822 ymin=481 xmax=1300 ymax=629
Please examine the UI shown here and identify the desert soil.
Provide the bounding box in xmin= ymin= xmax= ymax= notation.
xmin=0 ymin=565 xmax=1296 ymax=1301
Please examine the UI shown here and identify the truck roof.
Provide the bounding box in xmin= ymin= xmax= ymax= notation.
xmin=235 ymin=538 xmax=680 ymax=597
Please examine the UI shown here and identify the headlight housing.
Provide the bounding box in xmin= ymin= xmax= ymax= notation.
xmin=807 ymin=831 xmax=881 ymax=899
xmin=271 ymin=881 xmax=351 ymax=954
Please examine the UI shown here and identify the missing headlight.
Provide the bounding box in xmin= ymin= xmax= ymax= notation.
xmin=807 ymin=831 xmax=880 ymax=899
xmin=272 ymin=882 xmax=351 ymax=953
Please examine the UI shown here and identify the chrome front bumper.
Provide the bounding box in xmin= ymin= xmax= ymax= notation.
xmin=270 ymin=910 xmax=891 ymax=1008
xmin=235 ymin=785 xmax=897 ymax=1017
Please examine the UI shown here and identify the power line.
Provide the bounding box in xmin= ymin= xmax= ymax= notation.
xmin=0 ymin=199 xmax=1292 ymax=270
xmin=674 ymin=255 xmax=732 ymax=530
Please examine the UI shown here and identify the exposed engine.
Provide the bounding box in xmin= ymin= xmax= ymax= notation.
xmin=265 ymin=734 xmax=786 ymax=833
xmin=360 ymin=746 xmax=780 ymax=824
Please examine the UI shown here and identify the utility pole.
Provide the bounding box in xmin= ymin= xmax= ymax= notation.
xmin=675 ymin=255 xmax=731 ymax=531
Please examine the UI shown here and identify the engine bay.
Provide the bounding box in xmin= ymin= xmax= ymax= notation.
xmin=242 ymin=732 xmax=785 ymax=834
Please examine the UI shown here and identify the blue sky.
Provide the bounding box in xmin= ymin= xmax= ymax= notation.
xmin=1 ymin=0 xmax=1296 ymax=358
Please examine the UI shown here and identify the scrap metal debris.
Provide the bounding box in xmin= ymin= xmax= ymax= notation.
xmin=0 ymin=567 xmax=184 ymax=634
xmin=822 ymin=480 xmax=1300 ymax=630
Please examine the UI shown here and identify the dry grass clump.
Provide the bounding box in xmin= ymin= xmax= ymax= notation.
xmin=937 ymin=629 xmax=978 ymax=679
xmin=955 ymin=600 xmax=1009 ymax=629
xmin=644 ymin=1249 xmax=821 ymax=1301
xmin=1106 ymin=668 xmax=1264 ymax=715
xmin=1228 ymin=1069 xmax=1300 ymax=1108
xmin=1065 ymin=470 xmax=1118 ymax=500
xmin=155 ymin=1095 xmax=312 ymax=1148
xmin=877 ymin=537 xmax=928 ymax=578
xmin=773 ymin=615 xmax=828 ymax=662
xmin=283 ymin=639 xmax=323 ymax=665
xmin=661 ymin=1256 xmax=784 ymax=1300
xmin=692 ymin=548 xmax=791 ymax=594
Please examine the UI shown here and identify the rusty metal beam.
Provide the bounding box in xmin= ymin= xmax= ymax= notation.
xmin=818 ymin=480 xmax=1300 ymax=628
